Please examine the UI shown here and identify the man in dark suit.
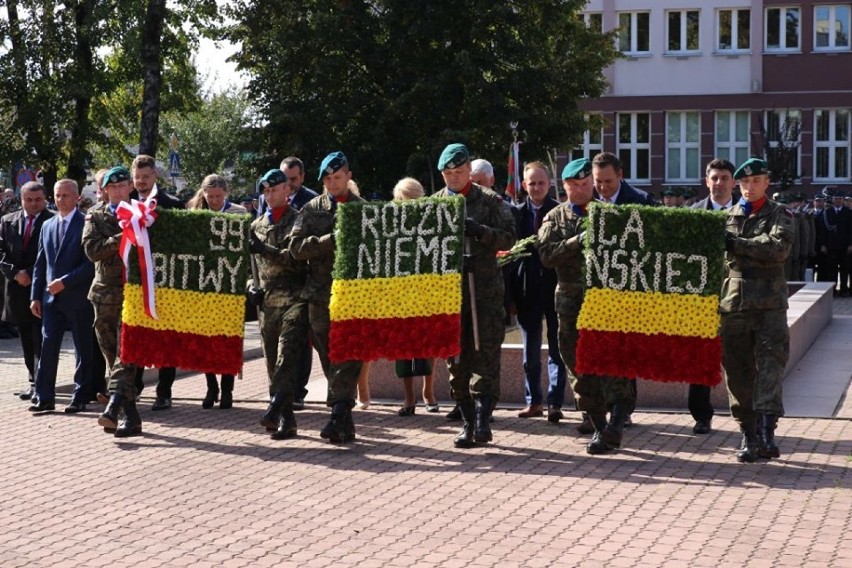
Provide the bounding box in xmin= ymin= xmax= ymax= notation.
xmin=0 ymin=182 xmax=54 ymax=400
xmin=511 ymin=161 xmax=566 ymax=422
xmin=590 ymin=152 xmax=657 ymax=428
xmin=815 ymin=188 xmax=852 ymax=296
xmin=130 ymin=154 xmax=184 ymax=409
xmin=28 ymin=179 xmax=95 ymax=413
xmin=686 ymin=158 xmax=737 ymax=434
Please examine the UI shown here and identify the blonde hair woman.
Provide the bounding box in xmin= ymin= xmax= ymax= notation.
xmin=392 ymin=177 xmax=438 ymax=415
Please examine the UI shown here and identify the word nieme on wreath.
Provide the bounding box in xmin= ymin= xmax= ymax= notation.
xmin=150 ymin=217 xmax=245 ymax=295
xmin=354 ymin=200 xmax=461 ymax=279
xmin=587 ymin=208 xmax=711 ymax=295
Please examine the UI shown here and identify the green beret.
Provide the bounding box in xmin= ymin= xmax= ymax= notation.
xmin=437 ymin=143 xmax=469 ymax=171
xmin=734 ymin=158 xmax=769 ymax=180
xmin=103 ymin=166 xmax=130 ymax=187
xmin=260 ymin=169 xmax=287 ymax=188
xmin=318 ymin=151 xmax=348 ymax=180
xmin=562 ymin=158 xmax=592 ymax=180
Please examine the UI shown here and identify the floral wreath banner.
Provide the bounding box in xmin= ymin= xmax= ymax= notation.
xmin=576 ymin=204 xmax=726 ymax=386
xmin=329 ymin=196 xmax=465 ymax=363
xmin=120 ymin=209 xmax=250 ymax=375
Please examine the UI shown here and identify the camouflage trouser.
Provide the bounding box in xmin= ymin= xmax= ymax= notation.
xmin=447 ymin=286 xmax=505 ymax=401
xmin=308 ymin=299 xmax=362 ymax=407
xmin=92 ymin=300 xmax=121 ymax=371
xmin=259 ymin=295 xmax=309 ymax=402
xmin=556 ymin=289 xmax=633 ymax=415
xmin=721 ymin=309 xmax=788 ymax=426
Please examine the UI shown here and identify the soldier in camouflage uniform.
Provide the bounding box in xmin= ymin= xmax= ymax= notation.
xmin=433 ymin=143 xmax=516 ymax=448
xmin=721 ymin=158 xmax=796 ymax=463
xmin=82 ymin=166 xmax=142 ymax=437
xmin=537 ymin=158 xmax=634 ymax=455
xmin=249 ymin=169 xmax=309 ymax=440
xmin=290 ymin=152 xmax=364 ymax=444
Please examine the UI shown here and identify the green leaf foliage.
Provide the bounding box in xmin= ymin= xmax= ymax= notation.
xmin=584 ymin=204 xmax=726 ymax=296
xmin=332 ymin=196 xmax=465 ymax=280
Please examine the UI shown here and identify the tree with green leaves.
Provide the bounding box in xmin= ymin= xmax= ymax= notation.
xmin=225 ymin=0 xmax=618 ymax=197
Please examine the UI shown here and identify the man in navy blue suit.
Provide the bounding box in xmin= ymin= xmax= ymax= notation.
xmin=0 ymin=182 xmax=54 ymax=400
xmin=511 ymin=161 xmax=567 ymax=422
xmin=28 ymin=179 xmax=95 ymax=413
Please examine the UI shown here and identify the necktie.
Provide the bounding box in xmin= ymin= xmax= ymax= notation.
xmin=59 ymin=219 xmax=67 ymax=244
xmin=23 ymin=215 xmax=34 ymax=247
xmin=533 ymin=207 xmax=543 ymax=231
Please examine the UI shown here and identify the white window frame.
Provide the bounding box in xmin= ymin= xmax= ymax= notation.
xmin=716 ymin=8 xmax=751 ymax=52
xmin=715 ymin=111 xmax=751 ymax=167
xmin=617 ymin=11 xmax=651 ymax=55
xmin=617 ymin=112 xmax=651 ymax=183
xmin=814 ymin=5 xmax=851 ymax=51
xmin=666 ymin=112 xmax=701 ymax=182
xmin=666 ymin=9 xmax=701 ymax=54
xmin=814 ymin=109 xmax=852 ymax=182
xmin=765 ymin=6 xmax=801 ymax=52
xmin=569 ymin=115 xmax=604 ymax=161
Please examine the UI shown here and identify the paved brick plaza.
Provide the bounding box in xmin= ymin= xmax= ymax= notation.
xmin=0 ymin=304 xmax=850 ymax=567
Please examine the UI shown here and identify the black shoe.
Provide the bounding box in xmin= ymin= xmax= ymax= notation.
xmin=474 ymin=396 xmax=493 ymax=443
xmin=260 ymin=392 xmax=284 ymax=430
xmin=446 ymin=404 xmax=462 ymax=421
xmin=547 ymin=405 xmax=564 ymax=424
xmin=202 ymin=375 xmax=219 ymax=409
xmin=151 ymin=397 xmax=172 ymax=411
xmin=115 ymin=398 xmax=142 ymax=438
xmin=576 ymin=413 xmax=595 ymax=435
xmin=757 ymin=414 xmax=780 ymax=459
xmin=18 ymin=386 xmax=35 ymax=401
xmin=64 ymin=399 xmax=87 ymax=413
xmin=397 ymin=405 xmax=416 ymax=417
xmin=736 ymin=423 xmax=759 ymax=463
xmin=271 ymin=406 xmax=297 ymax=440
xmin=292 ymin=398 xmax=305 ymax=411
xmin=693 ymin=420 xmax=712 ymax=435
xmin=586 ymin=415 xmax=612 ymax=455
xmin=98 ymin=394 xmax=124 ymax=430
xmin=454 ymin=399 xmax=476 ymax=448
xmin=219 ymin=375 xmax=234 ymax=409
xmin=320 ymin=401 xmax=351 ymax=444
xmin=28 ymin=399 xmax=55 ymax=413
xmin=601 ymin=401 xmax=629 ymax=449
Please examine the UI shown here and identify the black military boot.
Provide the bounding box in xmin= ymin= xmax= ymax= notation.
xmin=601 ymin=401 xmax=628 ymax=449
xmin=271 ymin=404 xmax=297 ymax=440
xmin=115 ymin=397 xmax=142 ymax=438
xmin=473 ymin=396 xmax=493 ymax=443
xmin=445 ymin=403 xmax=462 ymax=421
xmin=576 ymin=412 xmax=595 ymax=435
xmin=202 ymin=374 xmax=219 ymax=409
xmin=320 ymin=401 xmax=350 ymax=444
xmin=98 ymin=393 xmax=124 ymax=432
xmin=586 ymin=414 xmax=612 ymax=455
xmin=219 ymin=375 xmax=234 ymax=409
xmin=343 ymin=406 xmax=356 ymax=442
xmin=736 ymin=421 xmax=759 ymax=463
xmin=757 ymin=414 xmax=780 ymax=459
xmin=260 ymin=392 xmax=285 ymax=431
xmin=454 ymin=398 xmax=476 ymax=448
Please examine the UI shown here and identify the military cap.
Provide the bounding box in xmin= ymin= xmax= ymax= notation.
xmin=661 ymin=187 xmax=679 ymax=197
xmin=238 ymin=194 xmax=254 ymax=203
xmin=260 ymin=169 xmax=287 ymax=188
xmin=822 ymin=186 xmax=837 ymax=198
xmin=814 ymin=195 xmax=825 ymax=202
xmin=733 ymin=158 xmax=769 ymax=179
xmin=835 ymin=189 xmax=847 ymax=198
xmin=318 ymin=151 xmax=348 ymax=180
xmin=102 ymin=166 xmax=130 ymax=187
xmin=562 ymin=158 xmax=592 ymax=180
xmin=682 ymin=187 xmax=695 ymax=199
xmin=437 ymin=143 xmax=470 ymax=171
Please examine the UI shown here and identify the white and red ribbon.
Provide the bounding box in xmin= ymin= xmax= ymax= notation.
xmin=117 ymin=189 xmax=159 ymax=319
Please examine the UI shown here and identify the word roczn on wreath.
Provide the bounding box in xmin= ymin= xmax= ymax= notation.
xmin=356 ymin=201 xmax=461 ymax=279
xmin=587 ymin=208 xmax=710 ymax=294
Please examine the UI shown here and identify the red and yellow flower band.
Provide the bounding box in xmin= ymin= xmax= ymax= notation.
xmin=575 ymin=205 xmax=726 ymax=386
xmin=120 ymin=209 xmax=250 ymax=375
xmin=328 ymin=198 xmax=465 ymax=363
